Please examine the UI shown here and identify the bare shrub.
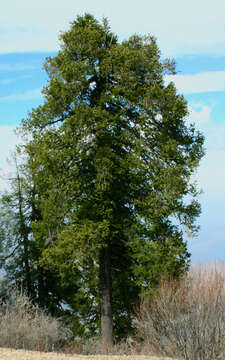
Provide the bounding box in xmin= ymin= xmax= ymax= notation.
xmin=64 ymin=337 xmax=137 ymax=355
xmin=0 ymin=294 xmax=68 ymax=352
xmin=135 ymin=263 xmax=225 ymax=360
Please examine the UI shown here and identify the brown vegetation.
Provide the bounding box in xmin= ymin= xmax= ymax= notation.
xmin=0 ymin=262 xmax=224 ymax=360
xmin=0 ymin=348 xmax=174 ymax=360
xmin=135 ymin=262 xmax=225 ymax=360
xmin=0 ymin=294 xmax=67 ymax=352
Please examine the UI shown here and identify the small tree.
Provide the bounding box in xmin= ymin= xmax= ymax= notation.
xmin=21 ymin=14 xmax=204 ymax=348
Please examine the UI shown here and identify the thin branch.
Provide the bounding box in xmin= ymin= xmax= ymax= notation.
xmin=1 ymin=243 xmax=21 ymax=261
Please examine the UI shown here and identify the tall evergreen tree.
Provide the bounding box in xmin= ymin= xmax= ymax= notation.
xmin=0 ymin=155 xmax=78 ymax=319
xmin=21 ymin=14 xmax=204 ymax=348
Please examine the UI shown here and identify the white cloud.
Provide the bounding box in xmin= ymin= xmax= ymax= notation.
xmin=189 ymin=113 xmax=225 ymax=261
xmin=165 ymin=71 xmax=225 ymax=94
xmin=0 ymin=88 xmax=42 ymax=102
xmin=0 ymin=126 xmax=20 ymax=191
xmin=197 ymin=149 xmax=225 ymax=194
xmin=184 ymin=103 xmax=225 ymax=250
xmin=187 ymin=105 xmax=225 ymax=198
xmin=0 ymin=75 xmax=32 ymax=85
xmin=186 ymin=104 xmax=223 ymax=193
xmin=1 ymin=0 xmax=225 ymax=56
xmin=0 ymin=64 xmax=35 ymax=72
xmin=205 ymin=123 xmax=225 ymax=152
xmin=187 ymin=102 xmax=225 ymax=152
xmin=188 ymin=105 xmax=212 ymax=125
xmin=188 ymin=103 xmax=225 ymax=197
xmin=0 ymin=78 xmax=15 ymax=85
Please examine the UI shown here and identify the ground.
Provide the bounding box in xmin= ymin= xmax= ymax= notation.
xmin=0 ymin=348 xmax=175 ymax=360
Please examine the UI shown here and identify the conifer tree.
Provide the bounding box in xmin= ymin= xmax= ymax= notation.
xmin=0 ymin=155 xmax=77 ymax=318
xmin=21 ymin=14 xmax=204 ymax=348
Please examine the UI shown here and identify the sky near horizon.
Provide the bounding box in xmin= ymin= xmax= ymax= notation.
xmin=0 ymin=0 xmax=225 ymax=262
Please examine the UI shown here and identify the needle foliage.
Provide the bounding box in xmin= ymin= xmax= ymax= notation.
xmin=2 ymin=14 xmax=204 ymax=343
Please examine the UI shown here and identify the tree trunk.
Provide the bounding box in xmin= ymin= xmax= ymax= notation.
xmin=99 ymin=243 xmax=113 ymax=352
xmin=37 ymin=265 xmax=45 ymax=307
xmin=23 ymin=239 xmax=32 ymax=297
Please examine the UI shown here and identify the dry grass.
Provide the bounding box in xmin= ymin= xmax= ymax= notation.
xmin=0 ymin=348 xmax=175 ymax=360
xmin=135 ymin=262 xmax=225 ymax=360
xmin=0 ymin=295 xmax=67 ymax=352
xmin=1 ymin=262 xmax=224 ymax=359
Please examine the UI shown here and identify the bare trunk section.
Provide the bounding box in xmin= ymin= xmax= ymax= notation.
xmin=99 ymin=244 xmax=113 ymax=352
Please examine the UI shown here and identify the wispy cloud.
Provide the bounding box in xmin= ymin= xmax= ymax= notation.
xmin=0 ymin=125 xmax=20 ymax=190
xmin=188 ymin=103 xmax=225 ymax=195
xmin=0 ymin=88 xmax=42 ymax=102
xmin=165 ymin=71 xmax=225 ymax=94
xmin=0 ymin=74 xmax=32 ymax=85
xmin=0 ymin=78 xmax=15 ymax=85
xmin=0 ymin=64 xmax=36 ymax=72
xmin=188 ymin=105 xmax=212 ymax=125
xmin=1 ymin=0 xmax=225 ymax=55
xmin=197 ymin=148 xmax=225 ymax=195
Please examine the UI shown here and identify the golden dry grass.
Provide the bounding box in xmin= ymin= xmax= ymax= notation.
xmin=0 ymin=348 xmax=174 ymax=360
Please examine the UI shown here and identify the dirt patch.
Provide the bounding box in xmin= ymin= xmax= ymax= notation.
xmin=0 ymin=348 xmax=174 ymax=360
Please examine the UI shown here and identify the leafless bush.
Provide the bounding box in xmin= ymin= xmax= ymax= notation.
xmin=64 ymin=337 xmax=137 ymax=355
xmin=0 ymin=294 xmax=68 ymax=352
xmin=135 ymin=264 xmax=225 ymax=360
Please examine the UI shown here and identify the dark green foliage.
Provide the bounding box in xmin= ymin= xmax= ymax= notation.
xmin=0 ymin=157 xmax=78 ymax=320
xmin=0 ymin=14 xmax=204 ymax=343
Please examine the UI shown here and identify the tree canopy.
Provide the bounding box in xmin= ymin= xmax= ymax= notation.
xmin=1 ymin=14 xmax=204 ymax=348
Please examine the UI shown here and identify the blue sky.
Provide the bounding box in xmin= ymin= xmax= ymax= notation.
xmin=1 ymin=0 xmax=225 ymax=262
